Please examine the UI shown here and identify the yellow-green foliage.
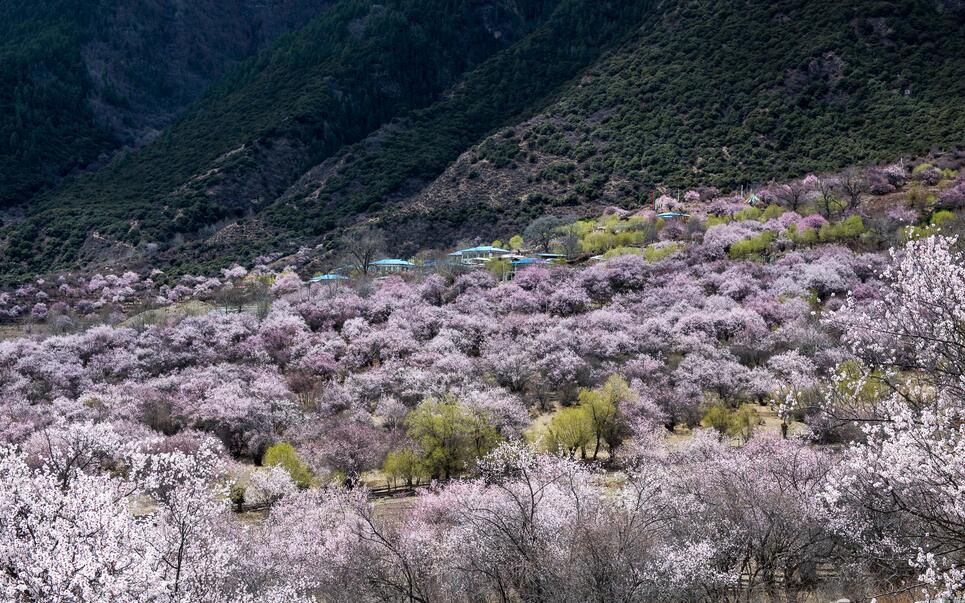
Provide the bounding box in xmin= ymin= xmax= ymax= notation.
xmin=728 ymin=406 xmax=760 ymax=443
xmin=701 ymin=404 xmax=760 ymax=442
xmin=382 ymin=448 xmax=426 ymax=487
xmin=263 ymin=442 xmax=314 ymax=489
xmin=581 ymin=231 xmax=617 ymax=254
xmin=509 ymin=234 xmax=524 ymax=250
xmin=487 ymin=258 xmax=512 ymax=280
xmin=600 ymin=215 xmax=621 ymax=230
xmin=405 ymin=395 xmax=501 ymax=480
xmin=578 ymin=375 xmax=635 ymax=459
xmin=931 ymin=209 xmax=956 ymax=227
xmin=907 ymin=184 xmax=934 ymax=206
xmin=787 ymin=224 xmax=819 ymax=246
xmin=572 ymin=220 xmax=596 ymax=238
xmin=760 ymin=204 xmax=785 ymax=221
xmin=545 ymin=375 xmax=636 ymax=459
xmin=701 ymin=404 xmax=731 ymax=433
xmin=734 ymin=206 xmax=762 ymax=221
xmin=251 ymin=273 xmax=275 ymax=287
xmin=728 ymin=230 xmax=776 ymax=259
xmin=643 ymin=242 xmax=682 ymax=262
xmin=545 ymin=406 xmax=593 ymax=456
xmin=706 ymin=215 xmax=731 ymax=227
xmin=819 ymin=215 xmax=865 ymax=242
xmin=833 ymin=360 xmax=890 ymax=406
xmin=578 ymin=214 xmax=655 ymax=254
xmin=899 ymin=225 xmax=924 ymax=243
xmin=601 ymin=242 xmax=681 ymax=261
xmin=900 ymin=210 xmax=953 ymax=242
xmin=602 ymin=246 xmax=644 ymax=259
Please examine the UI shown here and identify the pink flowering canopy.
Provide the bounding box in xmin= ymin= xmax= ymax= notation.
xmin=0 ymin=164 xmax=962 ymax=600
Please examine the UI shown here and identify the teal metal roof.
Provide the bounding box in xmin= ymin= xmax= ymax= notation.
xmin=309 ymin=274 xmax=348 ymax=282
xmin=449 ymin=245 xmax=510 ymax=256
xmin=372 ymin=258 xmax=415 ymax=267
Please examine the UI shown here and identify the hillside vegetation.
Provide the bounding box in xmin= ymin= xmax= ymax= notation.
xmin=0 ymin=0 xmax=566 ymax=280
xmin=0 ymin=0 xmax=332 ymax=207
xmin=384 ymin=0 xmax=965 ymax=248
xmin=0 ymin=1 xmax=108 ymax=205
xmin=0 ymin=162 xmax=963 ymax=600
xmin=1 ymin=0 xmax=963 ymax=281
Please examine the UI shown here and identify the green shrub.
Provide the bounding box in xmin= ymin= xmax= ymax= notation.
xmin=728 ymin=230 xmax=776 ymax=260
xmin=701 ymin=404 xmax=760 ymax=443
xmin=728 ymin=406 xmax=760 ymax=443
xmin=760 ymin=204 xmax=785 ymax=221
xmin=263 ymin=442 xmax=314 ymax=489
xmin=602 ymin=246 xmax=643 ymax=259
xmin=931 ymin=209 xmax=956 ymax=228
xmin=487 ymin=258 xmax=512 ymax=280
xmin=701 ymin=404 xmax=732 ymax=434
xmin=819 ymin=215 xmax=865 ymax=242
xmin=705 ymin=215 xmax=731 ymax=227
xmin=406 ymin=395 xmax=501 ymax=480
xmin=788 ymin=224 xmax=819 ymax=246
xmin=734 ymin=206 xmax=762 ymax=221
xmin=643 ymin=242 xmax=682 ymax=262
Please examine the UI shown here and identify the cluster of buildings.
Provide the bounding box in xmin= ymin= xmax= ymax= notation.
xmin=446 ymin=245 xmax=561 ymax=269
xmin=309 ymin=245 xmax=563 ymax=284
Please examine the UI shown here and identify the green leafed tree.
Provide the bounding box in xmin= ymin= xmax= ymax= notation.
xmin=544 ymin=406 xmax=593 ymax=458
xmin=405 ymin=394 xmax=500 ymax=480
xmin=545 ymin=374 xmax=637 ymax=460
xmin=579 ymin=374 xmax=637 ymax=460
xmin=382 ymin=446 xmax=426 ymax=488
xmin=262 ymin=442 xmax=314 ymax=489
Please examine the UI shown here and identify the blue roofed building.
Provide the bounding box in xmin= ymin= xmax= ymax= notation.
xmin=511 ymin=257 xmax=547 ymax=275
xmin=447 ymin=245 xmax=511 ymax=265
xmin=371 ymin=258 xmax=416 ymax=274
xmin=309 ymin=273 xmax=349 ymax=283
xmin=308 ymin=273 xmax=349 ymax=293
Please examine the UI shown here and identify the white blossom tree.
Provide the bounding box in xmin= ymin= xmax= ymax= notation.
xmin=824 ymin=235 xmax=965 ymax=600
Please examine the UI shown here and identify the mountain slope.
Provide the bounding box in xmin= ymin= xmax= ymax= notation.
xmin=1 ymin=0 xmax=963 ymax=281
xmin=0 ymin=0 xmax=560 ymax=280
xmin=260 ymin=0 xmax=658 ymax=242
xmin=376 ymin=0 xmax=965 ymax=248
xmin=1 ymin=0 xmax=643 ymax=279
xmin=216 ymin=0 xmax=965 ymax=258
xmin=0 ymin=0 xmax=333 ymax=207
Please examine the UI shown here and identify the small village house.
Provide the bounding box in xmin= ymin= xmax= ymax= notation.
xmin=371 ymin=258 xmax=416 ymax=274
xmin=447 ymin=245 xmax=511 ymax=265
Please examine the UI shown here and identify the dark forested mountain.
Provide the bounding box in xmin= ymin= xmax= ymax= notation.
xmin=0 ymin=0 xmax=335 ymax=207
xmin=379 ymin=0 xmax=965 ymax=250
xmin=1 ymin=0 xmax=963 ymax=281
